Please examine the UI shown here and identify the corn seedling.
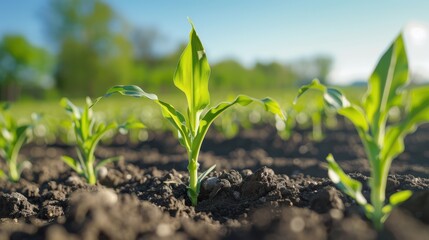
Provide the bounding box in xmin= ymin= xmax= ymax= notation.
xmin=94 ymin=20 xmax=286 ymax=206
xmin=0 ymin=103 xmax=32 ymax=182
xmin=295 ymin=34 xmax=429 ymax=230
xmin=61 ymin=97 xmax=143 ymax=184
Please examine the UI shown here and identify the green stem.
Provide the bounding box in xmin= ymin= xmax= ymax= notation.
xmin=370 ymin=161 xmax=385 ymax=231
xmin=187 ymin=150 xmax=200 ymax=206
xmin=312 ymin=112 xmax=323 ymax=141
xmin=8 ymin=147 xmax=20 ymax=182
xmin=86 ymin=155 xmax=97 ymax=185
xmin=8 ymin=160 xmax=20 ymax=182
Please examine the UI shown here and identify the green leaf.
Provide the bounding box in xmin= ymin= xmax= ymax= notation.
xmin=103 ymin=85 xmax=158 ymax=100
xmin=364 ymin=204 xmax=375 ymax=217
xmin=294 ymin=79 xmax=326 ymax=104
xmin=10 ymin=125 xmax=30 ymax=165
xmin=382 ymin=205 xmax=392 ymax=215
xmin=60 ymin=98 xmax=81 ymax=119
xmin=0 ymin=169 xmax=5 ymax=179
xmin=1 ymin=128 xmax=13 ymax=142
xmin=156 ymin=100 xmax=190 ymax=148
xmin=196 ymin=164 xmax=216 ymax=195
xmin=382 ymin=92 xmax=429 ymax=165
xmin=338 ymin=105 xmax=369 ymax=133
xmin=195 ymin=95 xmax=286 ymax=148
xmin=87 ymin=122 xmax=117 ymax=163
xmin=382 ymin=190 xmax=412 ymax=217
xmin=17 ymin=160 xmax=31 ymax=176
xmin=118 ymin=121 xmax=145 ymax=134
xmin=363 ymin=34 xmax=408 ymax=132
xmin=95 ymin=85 xmax=191 ymax=149
xmin=91 ymin=85 xmax=158 ymax=108
xmin=324 ymin=88 xmax=351 ymax=109
xmin=326 ymin=154 xmax=368 ymax=206
xmin=80 ymin=102 xmax=90 ymax=140
xmin=173 ymin=20 xmax=210 ymax=132
xmin=259 ymin=97 xmax=286 ymax=120
xmin=389 ymin=190 xmax=412 ymax=206
xmin=295 ymin=80 xmax=368 ymax=135
xmin=95 ymin=156 xmax=123 ymax=170
xmin=197 ymin=164 xmax=216 ymax=183
xmin=61 ymin=155 xmax=82 ymax=174
xmin=295 ymin=79 xmax=350 ymax=110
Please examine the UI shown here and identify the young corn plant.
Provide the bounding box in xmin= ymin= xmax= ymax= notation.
xmin=295 ymin=34 xmax=429 ymax=230
xmin=61 ymin=97 xmax=143 ymax=185
xmin=94 ymin=21 xmax=286 ymax=206
xmin=0 ymin=103 xmax=32 ymax=182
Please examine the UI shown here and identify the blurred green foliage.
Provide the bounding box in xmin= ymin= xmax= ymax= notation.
xmin=0 ymin=0 xmax=334 ymax=100
xmin=0 ymin=35 xmax=53 ymax=101
xmin=46 ymin=0 xmax=134 ymax=97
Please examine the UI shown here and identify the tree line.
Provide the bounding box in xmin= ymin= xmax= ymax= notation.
xmin=0 ymin=0 xmax=332 ymax=101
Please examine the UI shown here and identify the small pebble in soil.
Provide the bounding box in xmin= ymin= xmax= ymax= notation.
xmin=241 ymin=169 xmax=253 ymax=177
xmin=97 ymin=167 xmax=108 ymax=179
xmin=329 ymin=209 xmax=344 ymax=220
xmin=98 ymin=189 xmax=118 ymax=205
xmin=156 ymin=223 xmax=173 ymax=237
xmin=202 ymin=177 xmax=220 ymax=192
xmin=290 ymin=216 xmax=305 ymax=232
xmin=298 ymin=145 xmax=309 ymax=154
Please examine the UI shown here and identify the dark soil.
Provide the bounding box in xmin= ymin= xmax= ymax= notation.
xmin=1 ymin=119 xmax=428 ymax=240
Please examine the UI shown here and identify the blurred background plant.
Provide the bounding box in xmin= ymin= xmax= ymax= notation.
xmin=0 ymin=0 xmax=428 ymax=138
xmin=0 ymin=103 xmax=35 ymax=181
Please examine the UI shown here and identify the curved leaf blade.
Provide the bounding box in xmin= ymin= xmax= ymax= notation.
xmin=194 ymin=95 xmax=285 ymax=151
xmin=96 ymin=156 xmax=123 ymax=170
xmin=326 ymin=154 xmax=368 ymax=206
xmin=294 ymin=79 xmax=326 ymax=104
xmin=382 ymin=92 xmax=429 ymax=165
xmin=295 ymin=79 xmax=368 ymax=135
xmin=61 ymin=155 xmax=82 ymax=174
xmin=363 ymin=34 xmax=408 ymax=128
xmin=389 ymin=190 xmax=412 ymax=206
xmin=95 ymin=85 xmax=190 ymax=149
xmin=156 ymin=100 xmax=190 ymax=148
xmin=202 ymin=95 xmax=285 ymax=132
xmin=60 ymin=97 xmax=81 ymax=119
xmin=324 ymin=88 xmax=350 ymax=109
xmin=104 ymin=85 xmax=158 ymax=100
xmin=174 ymin=21 xmax=210 ymax=130
xmin=338 ymin=105 xmax=369 ymax=133
xmin=92 ymin=85 xmax=158 ymax=108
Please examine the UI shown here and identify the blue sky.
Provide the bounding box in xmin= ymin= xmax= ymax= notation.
xmin=1 ymin=0 xmax=429 ymax=84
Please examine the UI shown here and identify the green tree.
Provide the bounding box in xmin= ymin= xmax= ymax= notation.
xmin=0 ymin=35 xmax=52 ymax=101
xmin=45 ymin=0 xmax=134 ymax=97
xmin=211 ymin=59 xmax=249 ymax=90
xmin=252 ymin=62 xmax=297 ymax=88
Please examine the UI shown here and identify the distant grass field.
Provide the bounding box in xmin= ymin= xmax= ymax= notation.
xmin=6 ymin=86 xmax=366 ymax=122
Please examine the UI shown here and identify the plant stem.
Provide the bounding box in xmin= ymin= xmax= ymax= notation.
xmin=8 ymin=160 xmax=19 ymax=182
xmin=86 ymin=156 xmax=97 ymax=185
xmin=312 ymin=112 xmax=323 ymax=141
xmin=370 ymin=162 xmax=385 ymax=231
xmin=187 ymin=151 xmax=199 ymax=206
